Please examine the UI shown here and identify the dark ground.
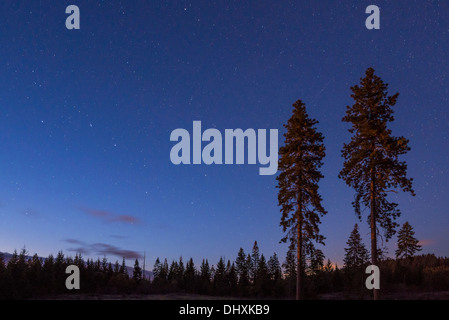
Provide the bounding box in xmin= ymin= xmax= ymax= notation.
xmin=38 ymin=291 xmax=449 ymax=300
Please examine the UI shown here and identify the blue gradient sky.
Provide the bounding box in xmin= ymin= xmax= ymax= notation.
xmin=0 ymin=1 xmax=448 ymax=268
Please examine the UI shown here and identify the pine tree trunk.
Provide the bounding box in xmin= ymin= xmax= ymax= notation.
xmin=370 ymin=170 xmax=379 ymax=300
xmin=296 ymin=218 xmax=302 ymax=300
xmin=296 ymin=190 xmax=302 ymax=300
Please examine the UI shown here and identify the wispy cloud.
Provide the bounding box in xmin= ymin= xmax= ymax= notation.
xmin=63 ymin=239 xmax=142 ymax=260
xmin=64 ymin=238 xmax=85 ymax=245
xmin=90 ymin=243 xmax=142 ymax=260
xmin=418 ymin=239 xmax=436 ymax=246
xmin=80 ymin=207 xmax=141 ymax=225
xmin=113 ymin=215 xmax=140 ymax=224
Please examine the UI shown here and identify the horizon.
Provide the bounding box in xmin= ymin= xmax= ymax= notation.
xmin=0 ymin=232 xmax=442 ymax=271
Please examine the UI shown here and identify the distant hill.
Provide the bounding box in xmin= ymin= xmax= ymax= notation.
xmin=0 ymin=251 xmax=13 ymax=262
xmin=0 ymin=251 xmax=32 ymax=264
xmin=0 ymin=251 xmax=153 ymax=279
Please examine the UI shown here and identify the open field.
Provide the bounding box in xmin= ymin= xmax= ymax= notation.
xmin=38 ymin=291 xmax=449 ymax=300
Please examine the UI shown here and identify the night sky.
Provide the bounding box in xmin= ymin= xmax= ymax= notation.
xmin=0 ymin=0 xmax=448 ymax=269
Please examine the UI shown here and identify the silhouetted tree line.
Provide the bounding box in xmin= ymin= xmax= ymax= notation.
xmin=1 ymin=238 xmax=448 ymax=299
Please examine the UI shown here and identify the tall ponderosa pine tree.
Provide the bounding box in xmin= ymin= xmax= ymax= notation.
xmin=343 ymin=224 xmax=370 ymax=270
xmin=277 ymin=100 xmax=327 ymax=300
xmin=396 ymin=221 xmax=422 ymax=259
xmin=339 ymin=68 xmax=415 ymax=299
